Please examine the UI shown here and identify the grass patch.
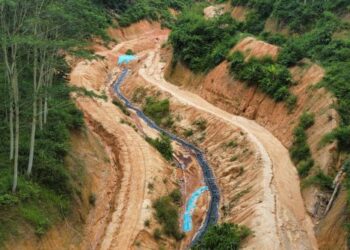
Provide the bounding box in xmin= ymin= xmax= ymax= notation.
xmin=132 ymin=87 xmax=147 ymax=103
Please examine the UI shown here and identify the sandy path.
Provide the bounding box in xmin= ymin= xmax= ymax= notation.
xmin=137 ymin=46 xmax=318 ymax=249
xmin=76 ymin=99 xmax=148 ymax=250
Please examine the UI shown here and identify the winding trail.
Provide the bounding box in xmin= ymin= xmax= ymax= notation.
xmin=136 ymin=46 xmax=318 ymax=249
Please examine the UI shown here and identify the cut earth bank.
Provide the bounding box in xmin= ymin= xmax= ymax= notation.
xmin=164 ymin=34 xmax=346 ymax=249
xmin=112 ymin=21 xmax=319 ymax=250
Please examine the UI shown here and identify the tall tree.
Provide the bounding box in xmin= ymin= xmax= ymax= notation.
xmin=0 ymin=0 xmax=32 ymax=192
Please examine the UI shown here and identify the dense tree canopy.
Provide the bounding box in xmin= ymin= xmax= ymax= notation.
xmin=170 ymin=12 xmax=240 ymax=72
xmin=0 ymin=0 xmax=108 ymax=243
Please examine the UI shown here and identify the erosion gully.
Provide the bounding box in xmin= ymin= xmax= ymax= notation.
xmin=113 ymin=68 xmax=220 ymax=247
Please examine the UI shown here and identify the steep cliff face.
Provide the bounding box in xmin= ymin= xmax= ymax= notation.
xmin=164 ymin=37 xmax=345 ymax=247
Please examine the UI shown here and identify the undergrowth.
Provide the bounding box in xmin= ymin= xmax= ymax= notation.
xmin=153 ymin=190 xmax=184 ymax=241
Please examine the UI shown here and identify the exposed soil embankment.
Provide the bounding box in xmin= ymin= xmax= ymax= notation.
xmin=231 ymin=6 xmax=248 ymax=21
xmin=75 ymin=97 xmax=177 ymax=250
xmin=165 ymin=37 xmax=339 ymax=176
xmin=122 ymin=65 xmax=278 ymax=249
xmin=129 ymin=39 xmax=319 ymax=248
xmin=165 ymin=36 xmax=344 ymax=248
xmin=61 ymin=22 xmax=184 ymax=250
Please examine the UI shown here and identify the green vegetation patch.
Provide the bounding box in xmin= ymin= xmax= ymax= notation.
xmin=289 ymin=112 xmax=315 ymax=177
xmin=153 ymin=191 xmax=184 ymax=241
xmin=192 ymin=223 xmax=251 ymax=250
xmin=170 ymin=11 xmax=240 ymax=72
xmin=229 ymin=52 xmax=296 ymax=108
xmin=116 ymin=0 xmax=195 ymax=27
xmin=143 ymin=96 xmax=174 ymax=128
xmin=146 ymin=134 xmax=173 ymax=161
xmin=0 ymin=170 xmax=71 ymax=241
xmin=302 ymin=171 xmax=333 ymax=191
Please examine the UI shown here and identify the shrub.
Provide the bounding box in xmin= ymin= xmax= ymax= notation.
xmin=71 ymin=86 xmax=107 ymax=101
xmin=183 ymin=129 xmax=194 ymax=137
xmin=303 ymin=171 xmax=333 ymax=190
xmin=285 ymin=94 xmax=297 ymax=111
xmin=320 ymin=126 xmax=350 ymax=151
xmin=297 ymin=159 xmax=314 ymax=177
xmin=290 ymin=138 xmax=311 ymax=164
xmin=132 ymin=87 xmax=147 ymax=103
xmin=125 ymin=49 xmax=134 ymax=55
xmin=192 ymin=223 xmax=251 ymax=250
xmin=226 ymin=140 xmax=238 ymax=148
xmin=143 ymin=97 xmax=170 ymax=125
xmin=290 ymin=113 xmax=315 ymax=177
xmin=146 ymin=134 xmax=173 ymax=161
xmin=299 ymin=112 xmax=315 ymax=130
xmin=193 ymin=118 xmax=207 ymax=131
xmin=169 ymin=189 xmax=182 ymax=205
xmin=148 ymin=183 xmax=154 ymax=191
xmin=153 ymin=228 xmax=162 ymax=240
xmin=89 ymin=193 xmax=96 ymax=206
xmin=230 ymin=156 xmax=238 ymax=162
xmin=153 ymin=194 xmax=184 ymax=240
xmin=144 ymin=219 xmax=150 ymax=227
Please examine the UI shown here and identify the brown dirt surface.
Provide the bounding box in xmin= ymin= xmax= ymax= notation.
xmin=232 ymin=36 xmax=280 ymax=60
xmin=165 ymin=49 xmax=338 ymax=177
xmin=67 ymin=22 xmax=185 ymax=250
xmin=203 ymin=4 xmax=227 ymax=19
xmin=316 ymin=188 xmax=348 ymax=250
xmin=119 ymin=36 xmax=319 ymax=248
xmin=231 ymin=6 xmax=248 ymax=22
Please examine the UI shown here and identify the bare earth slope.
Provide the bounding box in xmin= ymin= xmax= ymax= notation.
xmin=138 ymin=43 xmax=318 ymax=249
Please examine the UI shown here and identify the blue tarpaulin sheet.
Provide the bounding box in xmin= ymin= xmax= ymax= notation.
xmin=118 ymin=54 xmax=137 ymax=65
xmin=183 ymin=186 xmax=209 ymax=232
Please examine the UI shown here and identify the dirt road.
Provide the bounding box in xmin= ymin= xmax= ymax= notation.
xmin=137 ymin=45 xmax=318 ymax=249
